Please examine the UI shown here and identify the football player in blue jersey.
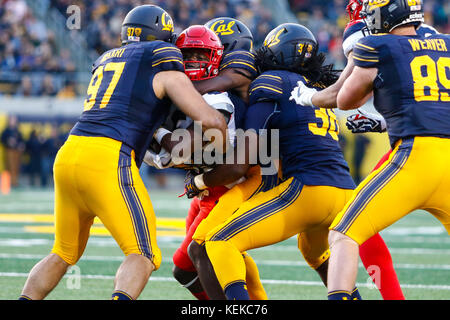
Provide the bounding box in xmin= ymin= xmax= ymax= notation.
xmin=318 ymin=0 xmax=450 ymax=300
xmin=182 ymin=23 xmax=365 ymax=300
xmin=18 ymin=5 xmax=228 ymax=301
xmin=290 ymin=0 xmax=445 ymax=300
xmin=291 ymin=0 xmax=405 ymax=300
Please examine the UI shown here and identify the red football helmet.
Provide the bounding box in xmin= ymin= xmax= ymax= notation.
xmin=175 ymin=25 xmax=223 ymax=81
xmin=346 ymin=0 xmax=363 ymax=22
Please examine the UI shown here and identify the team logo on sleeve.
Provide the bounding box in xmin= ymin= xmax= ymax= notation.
xmin=209 ymin=20 xmax=236 ymax=36
xmin=161 ymin=12 xmax=174 ymax=32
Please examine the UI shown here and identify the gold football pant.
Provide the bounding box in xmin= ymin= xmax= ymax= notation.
xmin=51 ymin=135 xmax=161 ymax=268
xmin=204 ymin=177 xmax=353 ymax=290
xmin=193 ymin=165 xmax=263 ymax=244
xmin=192 ymin=165 xmax=268 ymax=299
xmin=331 ymin=137 xmax=450 ymax=244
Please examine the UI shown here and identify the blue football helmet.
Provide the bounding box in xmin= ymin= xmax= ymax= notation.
xmin=360 ymin=0 xmax=424 ymax=34
xmin=121 ymin=5 xmax=175 ymax=44
xmin=256 ymin=23 xmax=318 ymax=73
xmin=205 ymin=17 xmax=254 ymax=54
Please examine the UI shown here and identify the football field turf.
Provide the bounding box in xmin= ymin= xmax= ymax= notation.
xmin=0 ymin=188 xmax=449 ymax=300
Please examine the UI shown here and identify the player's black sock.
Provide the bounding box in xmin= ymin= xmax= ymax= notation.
xmin=351 ymin=287 xmax=362 ymax=300
xmin=328 ymin=290 xmax=352 ymax=300
xmin=224 ymin=281 xmax=250 ymax=300
xmin=18 ymin=295 xmax=32 ymax=300
xmin=112 ymin=290 xmax=133 ymax=300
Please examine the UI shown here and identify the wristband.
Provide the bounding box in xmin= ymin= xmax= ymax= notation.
xmin=154 ymin=128 xmax=171 ymax=144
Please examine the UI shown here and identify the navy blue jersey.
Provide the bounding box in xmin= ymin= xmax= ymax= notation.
xmin=417 ymin=23 xmax=439 ymax=37
xmin=71 ymin=41 xmax=185 ymax=167
xmin=248 ymin=70 xmax=355 ymax=189
xmin=353 ymin=33 xmax=450 ymax=147
xmin=220 ymin=49 xmax=258 ymax=79
xmin=228 ymin=92 xmax=247 ymax=130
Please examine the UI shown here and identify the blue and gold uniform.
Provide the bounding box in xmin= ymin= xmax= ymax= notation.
xmin=202 ymin=70 xmax=356 ymax=293
xmin=331 ymin=32 xmax=450 ymax=243
xmin=219 ymin=50 xmax=258 ymax=79
xmin=51 ymin=41 xmax=184 ymax=267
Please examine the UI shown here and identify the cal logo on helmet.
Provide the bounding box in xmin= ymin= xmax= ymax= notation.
xmin=264 ymin=28 xmax=284 ymax=48
xmin=161 ymin=12 xmax=174 ymax=32
xmin=367 ymin=0 xmax=390 ymax=8
xmin=209 ymin=20 xmax=236 ymax=36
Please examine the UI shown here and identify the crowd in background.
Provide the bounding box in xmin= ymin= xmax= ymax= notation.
xmin=1 ymin=0 xmax=449 ymax=97
xmin=0 ymin=0 xmax=447 ymax=188
xmin=50 ymin=0 xmax=275 ymax=56
xmin=0 ymin=0 xmax=79 ymax=97
xmin=0 ymin=114 xmax=71 ymax=188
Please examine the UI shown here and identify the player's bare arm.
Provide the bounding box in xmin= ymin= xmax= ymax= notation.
xmin=193 ymin=68 xmax=252 ymax=102
xmin=201 ymin=132 xmax=257 ymax=187
xmin=310 ymin=54 xmax=355 ymax=108
xmin=337 ymin=65 xmax=376 ymax=110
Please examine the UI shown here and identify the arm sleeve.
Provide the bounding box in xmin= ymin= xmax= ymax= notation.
xmin=244 ymin=101 xmax=277 ymax=131
xmin=220 ymin=50 xmax=258 ymax=79
xmin=352 ymin=36 xmax=380 ymax=68
xmin=151 ymin=43 xmax=185 ymax=73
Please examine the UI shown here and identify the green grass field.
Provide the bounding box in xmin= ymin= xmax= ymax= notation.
xmin=0 ymin=188 xmax=449 ymax=300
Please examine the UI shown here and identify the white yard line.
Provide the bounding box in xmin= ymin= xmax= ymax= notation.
xmin=0 ymin=272 xmax=449 ymax=291
xmin=1 ymin=253 xmax=450 ymax=271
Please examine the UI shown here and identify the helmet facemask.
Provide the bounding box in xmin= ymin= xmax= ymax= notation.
xmin=346 ymin=0 xmax=364 ymax=22
xmin=181 ymin=48 xmax=221 ymax=81
xmin=175 ymin=25 xmax=223 ymax=81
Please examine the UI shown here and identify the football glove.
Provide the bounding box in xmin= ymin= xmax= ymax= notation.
xmin=346 ymin=109 xmax=387 ymax=133
xmin=289 ymin=81 xmax=318 ymax=107
xmin=183 ymin=170 xmax=207 ymax=199
xmin=143 ymin=147 xmax=173 ymax=169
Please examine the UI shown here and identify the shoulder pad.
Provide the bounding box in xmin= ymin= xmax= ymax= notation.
xmin=220 ymin=50 xmax=258 ymax=79
xmin=202 ymin=92 xmax=234 ymax=114
xmin=352 ymin=36 xmax=380 ymax=68
xmin=249 ymin=72 xmax=284 ymax=104
xmin=151 ymin=42 xmax=184 ymax=72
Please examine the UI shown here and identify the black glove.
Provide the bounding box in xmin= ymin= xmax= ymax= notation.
xmin=183 ymin=170 xmax=203 ymax=199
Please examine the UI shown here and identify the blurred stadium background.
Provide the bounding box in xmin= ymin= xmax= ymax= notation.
xmin=0 ymin=0 xmax=449 ymax=300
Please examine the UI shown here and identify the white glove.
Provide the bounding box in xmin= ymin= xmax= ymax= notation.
xmin=289 ymin=81 xmax=318 ymax=107
xmin=143 ymin=148 xmax=174 ymax=169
